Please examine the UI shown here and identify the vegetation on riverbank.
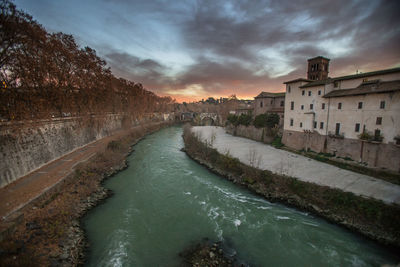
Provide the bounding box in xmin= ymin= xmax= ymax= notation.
xmin=182 ymin=125 xmax=400 ymax=249
xmin=227 ymin=113 xmax=279 ymax=129
xmin=0 ymin=121 xmax=172 ymax=266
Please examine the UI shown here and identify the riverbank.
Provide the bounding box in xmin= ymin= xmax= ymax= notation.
xmin=182 ymin=125 xmax=400 ymax=249
xmin=0 ymin=121 xmax=174 ymax=266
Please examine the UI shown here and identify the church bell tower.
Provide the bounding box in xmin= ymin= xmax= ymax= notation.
xmin=307 ymin=56 xmax=330 ymax=80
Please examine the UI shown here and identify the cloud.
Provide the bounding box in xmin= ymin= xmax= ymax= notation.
xmin=14 ymin=0 xmax=400 ymax=102
xmin=104 ymin=51 xmax=170 ymax=86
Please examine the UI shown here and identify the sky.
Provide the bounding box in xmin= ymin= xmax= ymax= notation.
xmin=14 ymin=0 xmax=400 ymax=102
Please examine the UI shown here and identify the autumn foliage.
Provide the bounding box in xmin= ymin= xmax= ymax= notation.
xmin=0 ymin=0 xmax=174 ymax=121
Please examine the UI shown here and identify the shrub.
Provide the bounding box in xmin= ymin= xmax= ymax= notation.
xmin=237 ymin=113 xmax=252 ymax=126
xmin=227 ymin=114 xmax=238 ymax=125
xmin=253 ymin=113 xmax=280 ymax=129
xmin=253 ymin=114 xmax=268 ymax=128
xmin=358 ymin=131 xmax=373 ymax=141
xmin=271 ymin=136 xmax=283 ymax=148
xmin=266 ymin=113 xmax=280 ymax=128
xmin=358 ymin=130 xmax=383 ymax=142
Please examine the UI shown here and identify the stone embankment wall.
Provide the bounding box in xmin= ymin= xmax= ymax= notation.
xmin=282 ymin=129 xmax=400 ymax=172
xmin=225 ymin=125 xmax=274 ymax=143
xmin=0 ymin=113 xmax=174 ymax=187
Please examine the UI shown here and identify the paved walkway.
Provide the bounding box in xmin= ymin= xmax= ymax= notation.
xmin=0 ymin=123 xmax=152 ymax=221
xmin=192 ymin=126 xmax=400 ymax=205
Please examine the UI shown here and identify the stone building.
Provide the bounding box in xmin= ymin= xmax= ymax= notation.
xmin=307 ymin=56 xmax=330 ymax=80
xmin=282 ymin=57 xmax=400 ymax=172
xmin=254 ymin=92 xmax=285 ymax=123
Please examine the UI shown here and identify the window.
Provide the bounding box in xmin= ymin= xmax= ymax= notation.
xmin=308 ymin=91 xmax=311 ymax=96
xmin=322 ymin=103 xmax=325 ymax=110
xmin=302 ymin=90 xmax=305 ymax=96
xmin=338 ymin=102 xmax=342 ymax=109
xmin=363 ymin=78 xmax=368 ymax=82
xmin=355 ymin=123 xmax=360 ymax=132
xmin=291 ymin=101 xmax=294 ymax=110
xmin=314 ymin=121 xmax=317 ymax=128
xmin=280 ymin=100 xmax=284 ymax=107
xmin=374 ymin=129 xmax=381 ymax=140
xmin=380 ymin=101 xmax=385 ymax=109
xmin=290 ymin=119 xmax=293 ymax=126
xmin=334 ymin=81 xmax=339 ymax=88
xmin=318 ymin=90 xmax=321 ymax=95
xmin=335 ymin=123 xmax=341 ymax=135
xmin=301 ymin=105 xmax=304 ymax=110
xmin=320 ymin=122 xmax=324 ymax=129
xmin=310 ymin=104 xmax=313 ymax=110
xmin=260 ymin=101 xmax=263 ymax=108
xmin=376 ymin=117 xmax=382 ymax=125
xmin=358 ymin=102 xmax=363 ymax=109
xmin=300 ymin=122 xmax=303 ymax=128
xmin=288 ymin=86 xmax=291 ymax=93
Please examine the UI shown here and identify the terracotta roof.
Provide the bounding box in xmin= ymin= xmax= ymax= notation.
xmin=323 ymin=80 xmax=400 ymax=98
xmin=254 ymin=91 xmax=285 ymax=98
xmin=299 ymin=78 xmax=332 ymax=88
xmin=300 ymin=67 xmax=400 ymax=88
xmin=283 ymin=78 xmax=312 ymax=84
xmin=307 ymin=56 xmax=330 ymax=61
xmin=269 ymin=107 xmax=284 ymax=113
xmin=333 ymin=67 xmax=400 ymax=82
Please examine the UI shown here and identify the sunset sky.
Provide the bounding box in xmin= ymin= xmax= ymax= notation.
xmin=14 ymin=0 xmax=400 ymax=102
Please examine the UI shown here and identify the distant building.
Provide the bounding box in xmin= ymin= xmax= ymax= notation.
xmin=254 ymin=92 xmax=285 ymax=123
xmin=235 ymin=108 xmax=253 ymax=116
xmin=283 ymin=57 xmax=400 ymax=172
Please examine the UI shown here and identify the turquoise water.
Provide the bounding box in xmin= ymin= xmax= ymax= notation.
xmin=83 ymin=126 xmax=399 ymax=266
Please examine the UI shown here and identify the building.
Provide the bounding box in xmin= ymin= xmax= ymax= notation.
xmin=307 ymin=56 xmax=330 ymax=80
xmin=254 ymin=92 xmax=285 ymax=121
xmin=234 ymin=108 xmax=254 ymax=116
xmin=230 ymin=99 xmax=255 ymax=116
xmin=283 ymin=57 xmax=400 ymax=172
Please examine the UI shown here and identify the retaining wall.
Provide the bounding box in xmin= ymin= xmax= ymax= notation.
xmin=0 ymin=113 xmax=174 ymax=187
xmin=225 ymin=125 xmax=274 ymax=143
xmin=282 ymin=129 xmax=400 ymax=172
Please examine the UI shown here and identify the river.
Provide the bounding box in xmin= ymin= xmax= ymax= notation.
xmin=83 ymin=126 xmax=399 ymax=266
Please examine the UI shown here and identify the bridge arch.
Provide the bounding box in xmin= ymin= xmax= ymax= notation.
xmin=198 ymin=113 xmax=218 ymax=126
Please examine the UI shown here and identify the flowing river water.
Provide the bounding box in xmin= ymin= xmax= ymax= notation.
xmin=83 ymin=126 xmax=399 ymax=266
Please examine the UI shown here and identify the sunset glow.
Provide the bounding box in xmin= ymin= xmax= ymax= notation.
xmin=14 ymin=0 xmax=400 ymax=102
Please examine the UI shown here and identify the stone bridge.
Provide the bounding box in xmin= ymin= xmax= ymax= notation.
xmin=197 ymin=113 xmax=218 ymax=125
xmin=177 ymin=112 xmax=219 ymax=125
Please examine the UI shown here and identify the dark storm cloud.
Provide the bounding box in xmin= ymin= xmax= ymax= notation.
xmin=182 ymin=0 xmax=400 ymax=69
xmin=15 ymin=0 xmax=400 ymax=100
xmin=104 ymin=0 xmax=400 ymax=97
xmin=104 ymin=52 xmax=169 ymax=86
